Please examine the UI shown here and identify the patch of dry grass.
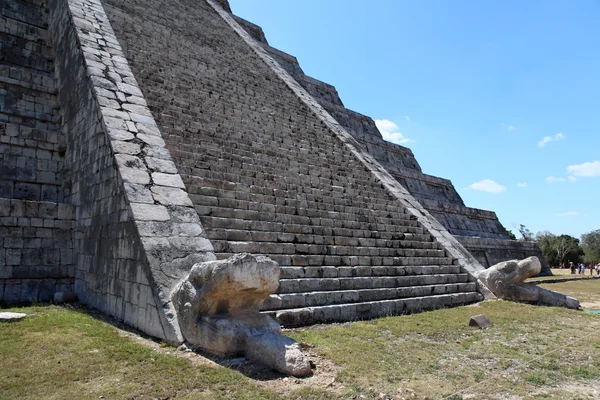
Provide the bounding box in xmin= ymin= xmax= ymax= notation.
xmin=289 ymin=301 xmax=600 ymax=399
xmin=527 ymin=268 xmax=599 ymax=282
xmin=3 ymin=282 xmax=600 ymax=399
xmin=539 ymin=278 xmax=600 ymax=310
xmin=0 ymin=305 xmax=279 ymax=400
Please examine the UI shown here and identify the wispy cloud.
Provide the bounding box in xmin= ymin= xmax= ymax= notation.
xmin=517 ymin=182 xmax=528 ymax=188
xmin=468 ymin=179 xmax=506 ymax=193
xmin=501 ymin=123 xmax=516 ymax=131
xmin=555 ymin=211 xmax=578 ymax=217
xmin=538 ymin=132 xmax=564 ymax=147
xmin=567 ymin=160 xmax=600 ymax=177
xmin=375 ymin=119 xmax=413 ymax=145
xmin=545 ymin=176 xmax=565 ymax=183
xmin=404 ymin=116 xmax=411 ymax=122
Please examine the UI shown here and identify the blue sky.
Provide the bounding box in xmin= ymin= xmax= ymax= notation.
xmin=228 ymin=0 xmax=600 ymax=239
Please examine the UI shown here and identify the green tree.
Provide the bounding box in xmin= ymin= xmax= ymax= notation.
xmin=536 ymin=231 xmax=558 ymax=266
xmin=581 ymin=229 xmax=600 ymax=264
xmin=506 ymin=229 xmax=517 ymax=240
xmin=518 ymin=224 xmax=534 ymax=241
xmin=555 ymin=234 xmax=583 ymax=267
xmin=535 ymin=231 xmax=584 ymax=267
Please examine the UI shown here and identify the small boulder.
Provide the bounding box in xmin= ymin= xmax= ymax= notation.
xmin=0 ymin=312 xmax=27 ymax=322
xmin=469 ymin=314 xmax=492 ymax=328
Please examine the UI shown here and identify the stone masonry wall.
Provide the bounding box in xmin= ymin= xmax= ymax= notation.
xmin=0 ymin=198 xmax=74 ymax=302
xmin=49 ymin=0 xmax=214 ymax=342
xmin=456 ymin=236 xmax=550 ymax=271
xmin=0 ymin=0 xmax=75 ymax=301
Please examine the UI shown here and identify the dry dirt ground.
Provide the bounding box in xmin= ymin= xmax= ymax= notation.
xmin=113 ymin=323 xmax=343 ymax=396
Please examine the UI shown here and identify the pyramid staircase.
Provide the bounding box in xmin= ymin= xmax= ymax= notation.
xmin=103 ymin=0 xmax=485 ymax=326
xmin=180 ymin=104 xmax=481 ymax=325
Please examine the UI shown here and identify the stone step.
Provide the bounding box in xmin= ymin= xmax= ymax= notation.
xmin=185 ymin=177 xmax=403 ymax=210
xmin=202 ymin=217 xmax=428 ymax=239
xmin=279 ymin=264 xmax=461 ymax=279
xmin=195 ymin=200 xmax=419 ymax=229
xmin=214 ymin=253 xmax=456 ymax=268
xmin=209 ymin=240 xmax=448 ymax=258
xmin=195 ymin=198 xmax=417 ymax=226
xmin=200 ymin=207 xmax=422 ymax=231
xmin=205 ymin=228 xmax=438 ymax=247
xmin=276 ymin=273 xmax=470 ymax=294
xmin=262 ymin=282 xmax=478 ymax=310
xmin=264 ymin=292 xmax=483 ymax=327
xmin=185 ymin=175 xmax=403 ymax=208
xmin=177 ymin=147 xmax=388 ymax=185
xmin=189 ymin=192 xmax=413 ymax=220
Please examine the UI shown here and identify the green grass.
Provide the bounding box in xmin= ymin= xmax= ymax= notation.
xmin=287 ymin=301 xmax=600 ymax=398
xmin=2 ymin=283 xmax=600 ymax=399
xmin=0 ymin=305 xmax=278 ymax=400
xmin=527 ymin=268 xmax=599 ymax=282
xmin=538 ymin=278 xmax=600 ymax=309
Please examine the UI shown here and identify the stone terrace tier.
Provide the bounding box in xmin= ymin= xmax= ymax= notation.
xmin=103 ymin=0 xmax=483 ymax=324
xmin=0 ymin=0 xmax=66 ymax=203
xmin=0 ymin=0 xmax=73 ymax=301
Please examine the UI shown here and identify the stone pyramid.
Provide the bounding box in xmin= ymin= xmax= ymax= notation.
xmin=0 ymin=0 xmax=545 ymax=343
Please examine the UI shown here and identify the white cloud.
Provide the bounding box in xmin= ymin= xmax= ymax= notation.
xmin=554 ymin=211 xmax=578 ymax=217
xmin=538 ymin=132 xmax=564 ymax=147
xmin=567 ymin=160 xmax=600 ymax=177
xmin=568 ymin=175 xmax=577 ymax=182
xmin=468 ymin=179 xmax=506 ymax=193
xmin=517 ymin=182 xmax=528 ymax=188
xmin=545 ymin=176 xmax=565 ymax=183
xmin=404 ymin=116 xmax=411 ymax=122
xmin=375 ymin=119 xmax=413 ymax=145
xmin=501 ymin=123 xmax=516 ymax=131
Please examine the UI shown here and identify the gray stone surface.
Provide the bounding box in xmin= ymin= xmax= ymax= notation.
xmin=456 ymin=236 xmax=552 ymax=276
xmin=229 ymin=4 xmax=550 ymax=274
xmin=44 ymin=0 xmax=215 ymax=343
xmin=477 ymin=257 xmax=580 ymax=309
xmin=0 ymin=0 xmax=76 ymax=302
xmin=102 ymin=0 xmax=487 ymax=330
xmin=469 ymin=314 xmax=492 ymax=328
xmin=2 ymin=0 xmax=546 ymax=349
xmin=0 ymin=312 xmax=27 ymax=322
xmin=172 ymin=253 xmax=311 ymax=377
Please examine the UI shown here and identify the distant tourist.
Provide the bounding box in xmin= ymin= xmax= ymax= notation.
xmin=570 ymin=262 xmax=575 ymax=274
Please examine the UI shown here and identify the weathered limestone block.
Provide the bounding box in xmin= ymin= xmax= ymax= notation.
xmin=469 ymin=314 xmax=492 ymax=328
xmin=172 ymin=253 xmax=312 ymax=377
xmin=477 ymin=257 xmax=579 ymax=309
xmin=0 ymin=312 xmax=27 ymax=322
